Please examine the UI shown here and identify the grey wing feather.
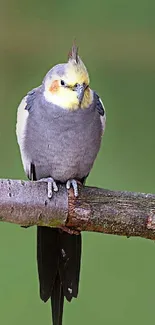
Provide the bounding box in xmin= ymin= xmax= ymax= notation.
xmin=93 ymin=92 xmax=106 ymax=135
xmin=94 ymin=92 xmax=105 ymax=116
xmin=25 ymin=86 xmax=42 ymax=111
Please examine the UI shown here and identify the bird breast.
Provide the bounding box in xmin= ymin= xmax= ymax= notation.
xmin=22 ymin=102 xmax=103 ymax=182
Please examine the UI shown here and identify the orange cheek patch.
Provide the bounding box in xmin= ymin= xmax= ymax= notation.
xmin=49 ymin=80 xmax=59 ymax=93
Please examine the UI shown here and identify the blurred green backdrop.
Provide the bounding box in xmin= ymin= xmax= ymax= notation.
xmin=0 ymin=0 xmax=155 ymax=324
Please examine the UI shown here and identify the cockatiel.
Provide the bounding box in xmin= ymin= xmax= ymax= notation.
xmin=16 ymin=44 xmax=106 ymax=325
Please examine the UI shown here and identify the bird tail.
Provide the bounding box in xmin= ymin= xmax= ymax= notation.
xmin=51 ymin=273 xmax=64 ymax=325
xmin=37 ymin=226 xmax=81 ymax=325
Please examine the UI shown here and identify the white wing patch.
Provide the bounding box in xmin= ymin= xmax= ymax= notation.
xmin=16 ymin=95 xmax=30 ymax=175
xmin=99 ymin=97 xmax=106 ymax=135
xmin=16 ymin=96 xmax=29 ymax=147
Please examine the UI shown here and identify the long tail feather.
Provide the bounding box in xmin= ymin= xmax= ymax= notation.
xmin=51 ymin=273 xmax=64 ymax=325
xmin=37 ymin=226 xmax=81 ymax=325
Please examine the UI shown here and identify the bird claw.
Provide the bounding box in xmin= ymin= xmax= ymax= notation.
xmin=66 ymin=179 xmax=79 ymax=197
xmin=38 ymin=177 xmax=58 ymax=198
xmin=38 ymin=177 xmax=79 ymax=198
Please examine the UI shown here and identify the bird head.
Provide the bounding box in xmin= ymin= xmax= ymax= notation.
xmin=43 ymin=44 xmax=93 ymax=110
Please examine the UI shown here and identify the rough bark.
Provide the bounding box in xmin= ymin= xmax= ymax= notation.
xmin=0 ymin=179 xmax=155 ymax=240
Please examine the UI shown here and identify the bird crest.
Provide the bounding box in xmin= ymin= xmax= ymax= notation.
xmin=68 ymin=42 xmax=79 ymax=64
xmin=67 ymin=42 xmax=89 ymax=88
xmin=68 ymin=41 xmax=79 ymax=63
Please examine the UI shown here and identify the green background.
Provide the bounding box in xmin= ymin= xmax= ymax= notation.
xmin=0 ymin=0 xmax=155 ymax=324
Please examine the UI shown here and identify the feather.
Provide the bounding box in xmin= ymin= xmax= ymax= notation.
xmin=37 ymin=227 xmax=82 ymax=324
xmin=68 ymin=42 xmax=79 ymax=64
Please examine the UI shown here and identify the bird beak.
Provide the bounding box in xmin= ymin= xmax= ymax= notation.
xmin=76 ymin=84 xmax=86 ymax=106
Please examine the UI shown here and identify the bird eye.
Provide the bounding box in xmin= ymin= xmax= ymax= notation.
xmin=74 ymin=83 xmax=78 ymax=88
xmin=60 ymin=80 xmax=65 ymax=86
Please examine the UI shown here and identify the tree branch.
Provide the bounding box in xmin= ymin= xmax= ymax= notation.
xmin=0 ymin=179 xmax=155 ymax=240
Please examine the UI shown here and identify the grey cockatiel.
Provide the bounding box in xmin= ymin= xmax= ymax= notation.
xmin=16 ymin=44 xmax=106 ymax=325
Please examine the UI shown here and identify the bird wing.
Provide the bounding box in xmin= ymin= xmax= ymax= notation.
xmin=16 ymin=86 xmax=42 ymax=179
xmin=24 ymin=87 xmax=41 ymax=112
xmin=94 ymin=92 xmax=106 ymax=135
xmin=16 ymin=86 xmax=41 ymax=135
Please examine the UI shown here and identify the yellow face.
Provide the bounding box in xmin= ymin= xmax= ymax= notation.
xmin=44 ymin=59 xmax=93 ymax=110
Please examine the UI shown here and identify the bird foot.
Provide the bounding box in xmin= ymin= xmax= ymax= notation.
xmin=38 ymin=177 xmax=58 ymax=198
xmin=38 ymin=177 xmax=80 ymax=198
xmin=66 ymin=179 xmax=79 ymax=197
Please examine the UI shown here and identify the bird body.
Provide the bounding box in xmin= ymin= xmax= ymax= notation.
xmin=17 ymin=87 xmax=103 ymax=182
xmin=16 ymin=44 xmax=106 ymax=325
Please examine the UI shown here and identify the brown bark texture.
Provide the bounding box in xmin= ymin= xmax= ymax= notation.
xmin=0 ymin=179 xmax=155 ymax=240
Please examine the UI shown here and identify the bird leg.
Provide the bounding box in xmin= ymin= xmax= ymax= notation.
xmin=38 ymin=178 xmax=81 ymax=198
xmin=66 ymin=179 xmax=79 ymax=197
xmin=37 ymin=177 xmax=58 ymax=198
